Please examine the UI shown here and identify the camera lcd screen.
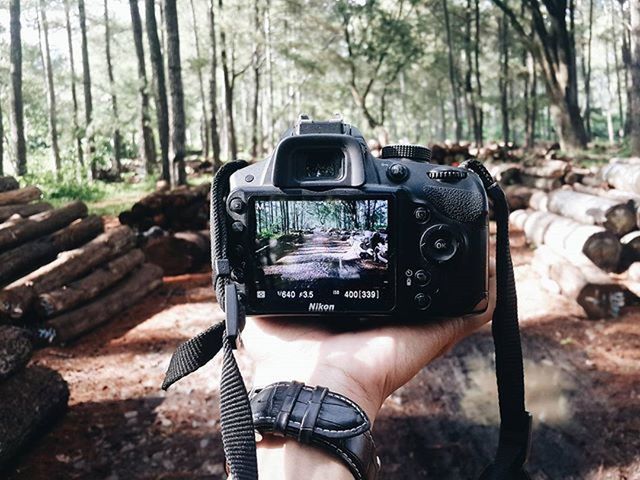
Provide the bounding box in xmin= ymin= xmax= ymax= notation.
xmin=250 ymin=198 xmax=394 ymax=313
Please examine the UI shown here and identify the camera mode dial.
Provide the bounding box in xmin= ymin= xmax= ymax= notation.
xmin=427 ymin=169 xmax=468 ymax=182
xmin=380 ymin=144 xmax=432 ymax=162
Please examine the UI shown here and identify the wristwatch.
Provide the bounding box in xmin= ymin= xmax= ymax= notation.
xmin=249 ymin=381 xmax=380 ymax=480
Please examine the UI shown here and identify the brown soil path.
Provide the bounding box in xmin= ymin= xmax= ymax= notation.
xmin=2 ymin=231 xmax=640 ymax=479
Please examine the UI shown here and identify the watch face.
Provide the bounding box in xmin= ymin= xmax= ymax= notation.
xmin=248 ymin=196 xmax=395 ymax=314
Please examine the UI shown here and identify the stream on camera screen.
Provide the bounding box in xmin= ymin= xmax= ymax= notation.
xmin=251 ymin=198 xmax=392 ymax=311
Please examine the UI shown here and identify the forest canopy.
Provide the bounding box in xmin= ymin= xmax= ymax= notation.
xmin=0 ymin=0 xmax=639 ymax=186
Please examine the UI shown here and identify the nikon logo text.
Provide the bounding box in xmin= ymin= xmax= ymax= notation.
xmin=308 ymin=303 xmax=335 ymax=312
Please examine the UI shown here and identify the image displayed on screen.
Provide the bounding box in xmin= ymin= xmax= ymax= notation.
xmin=252 ymin=198 xmax=391 ymax=310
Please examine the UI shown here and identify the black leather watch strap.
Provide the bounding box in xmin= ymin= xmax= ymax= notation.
xmin=250 ymin=381 xmax=380 ymax=480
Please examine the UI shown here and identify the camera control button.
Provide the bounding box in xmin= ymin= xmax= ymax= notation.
xmin=414 ymin=269 xmax=431 ymax=286
xmin=414 ymin=293 xmax=431 ymax=310
xmin=427 ymin=169 xmax=468 ymax=182
xmin=420 ymin=225 xmax=460 ymax=262
xmin=387 ymin=163 xmax=408 ymax=182
xmin=229 ymin=198 xmax=245 ymax=213
xmin=413 ymin=207 xmax=430 ymax=223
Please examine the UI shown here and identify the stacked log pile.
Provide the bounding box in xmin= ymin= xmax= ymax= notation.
xmin=118 ymin=183 xmax=212 ymax=275
xmin=0 ymin=177 xmax=162 ymax=344
xmin=493 ymin=158 xmax=640 ymax=319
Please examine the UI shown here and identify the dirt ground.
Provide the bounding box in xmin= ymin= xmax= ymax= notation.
xmin=2 ymin=231 xmax=640 ymax=479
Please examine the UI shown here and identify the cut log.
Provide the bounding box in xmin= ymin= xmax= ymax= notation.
xmin=0 ymin=326 xmax=32 ymax=381
xmin=0 ymin=201 xmax=88 ymax=251
xmin=509 ymin=209 xmax=622 ymax=271
xmin=617 ymin=231 xmax=640 ymax=272
xmin=0 ymin=225 xmax=135 ymax=320
xmin=0 ymin=366 xmax=69 ymax=468
xmin=486 ymin=163 xmax=521 ymax=185
xmin=36 ymin=249 xmax=145 ymax=317
xmin=0 ymin=202 xmax=53 ymax=223
xmin=0 ymin=177 xmax=19 ymax=193
xmin=503 ymin=185 xmax=535 ymax=211
xmin=521 ymin=160 xmax=570 ymax=179
xmin=532 ymin=245 xmax=632 ymax=318
xmin=519 ymin=174 xmax=562 ymax=191
xmin=528 ymin=190 xmax=549 ymax=212
xmin=0 ymin=186 xmax=42 ymax=206
xmin=600 ymin=163 xmax=640 ymax=194
xmin=572 ymin=184 xmax=640 ymax=228
xmin=143 ymin=230 xmax=210 ymax=275
xmin=628 ymin=262 xmax=640 ymax=282
xmin=47 ymin=263 xmax=163 ymax=344
xmin=542 ymin=189 xmax=637 ymax=236
xmin=0 ymin=216 xmax=103 ymax=287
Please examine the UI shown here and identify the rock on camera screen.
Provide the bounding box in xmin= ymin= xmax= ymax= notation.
xmin=250 ymin=198 xmax=394 ymax=313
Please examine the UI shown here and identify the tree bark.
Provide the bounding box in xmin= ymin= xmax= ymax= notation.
xmin=219 ymin=0 xmax=238 ymax=159
xmin=499 ymin=12 xmax=510 ymax=144
xmin=143 ymin=230 xmax=209 ymax=275
xmin=208 ymin=0 xmax=222 ymax=170
xmin=189 ymin=0 xmax=210 ymax=159
xmin=36 ymin=0 xmax=61 ymax=176
xmin=0 ymin=203 xmax=52 ymax=223
xmin=250 ymin=0 xmax=262 ymax=160
xmin=0 ymin=216 xmax=103 ymax=286
xmin=37 ymin=248 xmax=145 ymax=318
xmin=145 ymin=0 xmax=171 ymax=183
xmin=0 ymin=186 xmax=41 ymax=206
xmin=103 ymin=0 xmax=122 ymax=175
xmin=464 ymin=0 xmax=480 ymax=146
xmin=630 ymin=0 xmax=640 ymax=155
xmin=164 ymin=0 xmax=187 ymax=185
xmin=443 ymin=0 xmax=461 ymax=142
xmin=0 ymin=177 xmax=19 ymax=193
xmin=0 ymin=98 xmax=4 ymax=175
xmin=0 ymin=326 xmax=32 ymax=382
xmin=600 ymin=162 xmax=640 ymax=193
xmin=64 ymin=0 xmax=83 ymax=168
xmin=0 ymin=225 xmax=135 ymax=320
xmin=78 ymin=0 xmax=95 ymax=176
xmin=47 ymin=263 xmax=163 ymax=344
xmin=129 ymin=0 xmax=156 ymax=175
xmin=0 ymin=201 xmax=88 ymax=251
xmin=0 ymin=366 xmax=69 ymax=467
xmin=9 ymin=0 xmax=27 ymax=176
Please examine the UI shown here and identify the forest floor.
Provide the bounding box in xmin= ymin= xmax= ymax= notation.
xmin=2 ymin=230 xmax=640 ymax=480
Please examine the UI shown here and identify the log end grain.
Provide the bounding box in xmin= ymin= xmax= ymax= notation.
xmin=0 ymin=326 xmax=33 ymax=381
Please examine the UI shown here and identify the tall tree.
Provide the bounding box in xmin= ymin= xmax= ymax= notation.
xmin=0 ymin=96 xmax=4 ymax=175
xmin=104 ymin=0 xmax=122 ymax=174
xmin=610 ymin=0 xmax=625 ymax=138
xmin=498 ymin=13 xmax=510 ymax=144
xmin=463 ymin=0 xmax=481 ymax=145
xmin=164 ymin=0 xmax=187 ymax=185
xmin=493 ymin=0 xmax=589 ymax=150
xmin=145 ymin=0 xmax=170 ymax=183
xmin=9 ymin=0 xmax=26 ymax=175
xmin=129 ymin=0 xmax=156 ymax=174
xmin=442 ymin=0 xmax=462 ymax=141
xmin=37 ymin=0 xmax=61 ymax=176
xmin=581 ymin=0 xmax=594 ymax=140
xmin=630 ymin=0 xmax=640 ymax=154
xmin=189 ymin=0 xmax=210 ymax=159
xmin=64 ymin=0 xmax=83 ymax=167
xmin=219 ymin=0 xmax=240 ymax=159
xmin=208 ymin=0 xmax=222 ymax=169
xmin=250 ymin=0 xmax=262 ymax=159
xmin=78 ymin=0 xmax=95 ymax=176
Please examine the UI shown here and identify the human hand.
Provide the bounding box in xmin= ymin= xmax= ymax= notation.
xmin=241 ymin=259 xmax=496 ymax=423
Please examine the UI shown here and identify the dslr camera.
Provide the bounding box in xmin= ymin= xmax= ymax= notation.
xmin=221 ymin=115 xmax=489 ymax=318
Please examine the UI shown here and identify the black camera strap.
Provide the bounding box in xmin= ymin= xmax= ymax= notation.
xmin=162 ymin=159 xmax=531 ymax=480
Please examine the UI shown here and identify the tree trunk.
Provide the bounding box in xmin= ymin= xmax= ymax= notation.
xmin=36 ymin=0 xmax=61 ymax=176
xmin=600 ymin=162 xmax=640 ymax=193
xmin=0 ymin=99 xmax=3 ymax=175
xmin=208 ymin=0 xmax=222 ymax=170
xmin=442 ymin=0 xmax=461 ymax=142
xmin=0 ymin=216 xmax=103 ymax=286
xmin=611 ymin=0 xmax=625 ymax=139
xmin=0 ymin=225 xmax=135 ymax=320
xmin=473 ymin=0 xmax=483 ymax=145
xmin=581 ymin=0 xmax=593 ymax=140
xmin=499 ymin=13 xmax=510 ymax=144
xmin=47 ymin=263 xmax=163 ymax=344
xmin=464 ymin=0 xmax=480 ymax=146
xmin=0 ymin=201 xmax=88 ymax=251
xmin=9 ymin=0 xmax=27 ymax=176
xmin=510 ymin=209 xmax=622 ymax=271
xmin=532 ymin=245 xmax=630 ymax=318
xmin=619 ymin=230 xmax=640 ymax=271
xmin=526 ymin=52 xmax=537 ymax=148
xmin=250 ymin=0 xmax=262 ymax=160
xmin=189 ymin=0 xmax=210 ymax=159
xmin=143 ymin=230 xmax=210 ymax=275
xmin=129 ymin=0 xmax=156 ymax=175
xmin=64 ymin=0 xmax=83 ymax=168
xmin=78 ymin=0 xmax=94 ymax=176
xmin=0 ymin=326 xmax=32 ymax=382
xmin=145 ymin=0 xmax=171 ymax=184
xmin=37 ymin=248 xmax=145 ymax=318
xmin=164 ymin=0 xmax=187 ymax=186
xmin=103 ymin=0 xmax=122 ymax=175
xmin=219 ymin=0 xmax=238 ymax=159
xmin=0 ymin=202 xmax=52 ymax=223
xmin=630 ymin=0 xmax=640 ymax=155
xmin=0 ymin=186 xmax=41 ymax=206
xmin=0 ymin=177 xmax=19 ymax=193
xmin=0 ymin=366 xmax=69 ymax=467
